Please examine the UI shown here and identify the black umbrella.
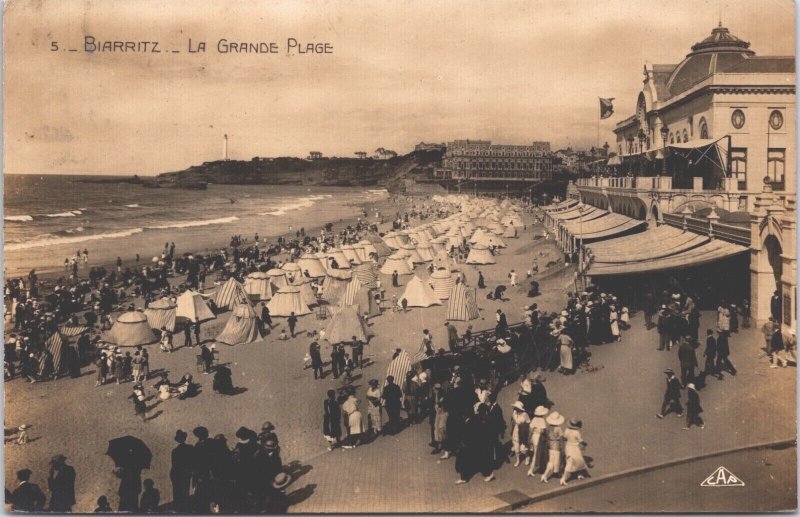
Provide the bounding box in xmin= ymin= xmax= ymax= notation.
xmin=106 ymin=436 xmax=152 ymax=470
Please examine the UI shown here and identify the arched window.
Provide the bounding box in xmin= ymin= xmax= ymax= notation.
xmin=669 ymin=133 xmax=674 ymax=144
xmin=682 ymin=129 xmax=688 ymax=142
xmin=699 ymin=118 xmax=709 ymax=139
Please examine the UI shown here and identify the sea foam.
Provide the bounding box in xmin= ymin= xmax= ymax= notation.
xmin=5 ymin=215 xmax=34 ymax=222
xmin=146 ymin=216 xmax=240 ymax=230
xmin=5 ymin=228 xmax=145 ymax=251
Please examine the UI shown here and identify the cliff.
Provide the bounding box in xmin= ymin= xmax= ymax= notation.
xmin=153 ymin=149 xmax=444 ymax=192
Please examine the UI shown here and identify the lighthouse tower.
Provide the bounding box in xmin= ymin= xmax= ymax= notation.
xmin=223 ymin=134 xmax=229 ymax=161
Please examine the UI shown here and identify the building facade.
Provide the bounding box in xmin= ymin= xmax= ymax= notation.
xmin=437 ymin=139 xmax=554 ymax=182
xmin=576 ymin=24 xmax=796 ymax=330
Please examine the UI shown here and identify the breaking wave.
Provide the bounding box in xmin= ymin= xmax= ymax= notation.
xmin=45 ymin=210 xmax=83 ymax=218
xmin=259 ymin=195 xmax=332 ymax=216
xmin=5 ymin=215 xmax=34 ymax=222
xmin=5 ymin=228 xmax=145 ymax=251
xmin=145 ymin=216 xmax=240 ymax=230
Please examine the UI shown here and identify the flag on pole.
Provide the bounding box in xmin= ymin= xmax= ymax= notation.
xmin=600 ymin=98 xmax=615 ymax=119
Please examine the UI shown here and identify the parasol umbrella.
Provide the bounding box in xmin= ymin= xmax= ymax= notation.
xmin=106 ymin=436 xmax=152 ymax=470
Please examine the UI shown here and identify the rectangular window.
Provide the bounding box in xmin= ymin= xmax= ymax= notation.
xmin=730 ymin=147 xmax=747 ymax=190
xmin=768 ymin=148 xmax=785 ymax=190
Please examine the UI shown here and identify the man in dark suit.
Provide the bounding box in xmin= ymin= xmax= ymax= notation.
xmin=716 ymin=330 xmax=737 ymax=376
xmin=47 ymin=455 xmax=76 ymax=512
xmin=656 ymin=368 xmax=683 ymax=418
xmin=445 ymin=322 xmax=459 ymax=353
xmin=12 ymin=469 xmax=46 ymax=512
xmin=495 ymin=309 xmax=508 ymax=339
xmin=678 ymin=337 xmax=698 ymax=386
xmin=260 ymin=303 xmax=273 ymax=329
xmin=381 ymin=375 xmax=403 ymax=434
xmin=703 ymin=329 xmax=721 ymax=380
xmin=287 ymin=312 xmax=298 ymax=338
xmin=170 ymin=430 xmax=195 ymax=512
xmin=771 ymin=290 xmax=782 ymax=323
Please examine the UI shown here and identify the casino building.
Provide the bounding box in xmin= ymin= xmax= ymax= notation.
xmin=563 ymin=24 xmax=795 ymax=330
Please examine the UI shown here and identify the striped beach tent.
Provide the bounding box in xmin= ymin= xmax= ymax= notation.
xmin=353 ymin=262 xmax=379 ymax=288
xmin=216 ymin=303 xmax=264 ymax=346
xmin=214 ymin=277 xmax=250 ymax=311
xmin=429 ymin=269 xmax=455 ymax=301
xmin=45 ymin=331 xmax=69 ymax=375
xmin=59 ymin=325 xmax=91 ymax=338
xmin=384 ymin=349 xmax=413 ymax=400
xmin=144 ymin=297 xmax=177 ymax=332
xmin=446 ymin=283 xmax=480 ymax=321
xmin=340 ymin=276 xmax=381 ymax=317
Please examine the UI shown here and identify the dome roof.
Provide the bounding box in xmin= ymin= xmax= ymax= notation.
xmin=666 ymin=25 xmax=755 ymax=97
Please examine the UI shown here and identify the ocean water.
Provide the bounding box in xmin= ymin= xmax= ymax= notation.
xmin=3 ymin=175 xmax=387 ymax=277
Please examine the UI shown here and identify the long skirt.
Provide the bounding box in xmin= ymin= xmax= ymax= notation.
xmin=564 ymin=443 xmax=587 ymax=473
xmin=546 ymin=449 xmax=561 ymax=473
xmin=434 ymin=409 xmax=448 ymax=443
xmin=610 ymin=321 xmax=620 ymax=337
xmin=530 ymin=430 xmax=546 ymax=471
xmin=559 ymin=345 xmax=573 ymax=370
xmin=367 ymin=404 xmax=382 ymax=432
xmin=348 ymin=410 xmax=363 ymax=435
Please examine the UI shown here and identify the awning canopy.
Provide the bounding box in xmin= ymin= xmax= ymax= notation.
xmin=551 ymin=204 xmax=602 ymax=221
xmin=585 ymin=225 xmax=748 ymax=276
xmin=563 ymin=212 xmax=647 ymax=240
xmin=542 ymin=199 xmax=579 ymax=212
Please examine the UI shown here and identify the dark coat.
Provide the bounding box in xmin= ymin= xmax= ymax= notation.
xmin=530 ymin=382 xmax=548 ymax=410
xmin=687 ymin=389 xmax=703 ymax=414
xmin=382 ymin=383 xmax=403 ymax=411
xmin=170 ymin=443 xmax=196 ymax=482
xmin=717 ymin=333 xmax=730 ymax=357
xmin=664 ymin=376 xmax=681 ymax=400
xmin=12 ymin=482 xmax=46 ymax=512
xmin=704 ymin=336 xmax=718 ymax=360
xmin=47 ymin=464 xmax=76 ymax=511
xmin=323 ymin=398 xmax=342 ymax=438
xmin=678 ymin=341 xmax=698 ymax=368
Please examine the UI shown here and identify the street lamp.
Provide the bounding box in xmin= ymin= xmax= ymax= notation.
xmin=660 ymin=125 xmax=669 ymax=176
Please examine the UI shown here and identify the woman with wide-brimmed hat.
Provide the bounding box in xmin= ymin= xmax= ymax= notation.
xmin=527 ymin=406 xmax=549 ymax=476
xmin=560 ymin=418 xmax=588 ymax=486
xmin=509 ymin=401 xmax=531 ymax=467
xmin=540 ymin=411 xmax=564 ymax=483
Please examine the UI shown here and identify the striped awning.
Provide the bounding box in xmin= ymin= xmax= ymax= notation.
xmin=586 ymin=225 xmax=748 ymax=276
xmin=563 ymin=213 xmax=647 ymax=240
xmin=541 ymin=199 xmax=579 ymax=212
xmin=551 ymin=205 xmax=604 ymax=221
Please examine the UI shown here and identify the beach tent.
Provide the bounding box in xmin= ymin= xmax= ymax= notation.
xmin=326 ymin=249 xmax=351 ymax=269
xmin=106 ymin=311 xmax=158 ymax=347
xmin=397 ymin=275 xmax=442 ymax=308
xmin=297 ymin=254 xmax=328 ymax=278
xmin=281 ymin=263 xmax=301 ymax=282
xmin=314 ymin=252 xmax=331 ymax=272
xmin=429 ymin=237 xmax=448 ymax=254
xmin=341 ymin=245 xmax=362 ymax=265
xmin=267 ymin=285 xmax=312 ymax=317
xmin=340 ymin=276 xmax=381 ymax=317
xmin=144 ymin=297 xmax=177 ymax=332
xmin=214 ymin=277 xmax=250 ymax=311
xmin=59 ymin=325 xmax=91 ymax=338
xmin=380 ymin=253 xmax=414 ymax=275
xmin=384 ymin=349 xmax=413 ymax=400
xmin=266 ymin=269 xmax=289 ymax=290
xmin=353 ymin=262 xmax=379 ymax=289
xmin=45 ymin=331 xmax=69 ymax=375
xmin=216 ymin=303 xmax=263 ymax=346
xmin=244 ymin=272 xmax=273 ymax=302
xmin=432 ymin=250 xmax=458 ymax=272
xmin=176 ymin=290 xmax=216 ymax=323
xmin=382 ymin=232 xmax=402 ymax=250
xmin=446 ymin=283 xmax=481 ymax=321
xmin=321 ymin=268 xmax=353 ymax=305
xmin=401 ymin=244 xmax=425 ymax=264
xmin=429 ymin=269 xmax=456 ymax=301
xmin=465 ymin=246 xmax=496 ymax=265
xmin=352 ymin=243 xmax=368 ymax=263
xmin=416 ymin=245 xmax=435 ymax=262
xmin=292 ymin=277 xmax=319 ymax=307
xmin=324 ymin=305 xmax=371 ymax=344
xmin=502 ymin=225 xmax=519 ymax=238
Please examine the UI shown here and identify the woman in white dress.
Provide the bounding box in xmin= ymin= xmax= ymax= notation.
xmin=560 ymin=418 xmax=588 ymax=486
xmin=558 ymin=333 xmax=574 ymax=374
xmin=610 ymin=305 xmax=620 ymax=342
xmin=341 ymin=391 xmax=363 ymax=449
xmin=509 ymin=401 xmax=531 ymax=467
xmin=527 ymin=406 xmax=549 ymax=476
xmin=541 ymin=411 xmax=564 ymax=483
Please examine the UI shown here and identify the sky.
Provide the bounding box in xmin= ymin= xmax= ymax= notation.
xmin=3 ymin=0 xmax=796 ymax=175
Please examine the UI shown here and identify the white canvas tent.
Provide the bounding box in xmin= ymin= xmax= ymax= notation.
xmin=266 ymin=269 xmax=289 ymax=290
xmin=380 ymin=253 xmax=414 ymax=275
xmin=176 ymin=290 xmax=216 ymax=323
xmin=324 ymin=305 xmax=370 ymax=344
xmin=465 ymin=246 xmax=496 ymax=265
xmin=244 ymin=272 xmax=273 ymax=302
xmin=397 ymin=275 xmax=442 ymax=308
xmin=106 ymin=311 xmax=158 ymax=347
xmin=297 ymin=254 xmax=327 ymax=278
xmin=267 ymin=286 xmax=312 ymax=317
xmin=321 ymin=268 xmax=353 ymax=305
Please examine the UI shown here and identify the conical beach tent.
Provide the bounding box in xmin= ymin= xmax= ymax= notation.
xmin=216 ymin=303 xmax=263 ymax=345
xmin=267 ymin=286 xmax=312 ymax=317
xmin=324 ymin=305 xmax=370 ymax=344
xmin=416 ymin=245 xmax=435 ymax=262
xmin=397 ymin=275 xmax=441 ymax=308
xmin=106 ymin=311 xmax=158 ymax=347
xmin=326 ymin=249 xmax=351 ymax=269
xmin=321 ymin=269 xmax=353 ymax=305
xmin=214 ymin=277 xmax=250 ymax=311
xmin=380 ymin=253 xmax=414 ymax=275
xmin=432 ymin=251 xmax=458 ymax=272
xmin=144 ymin=297 xmax=177 ymax=332
xmin=401 ymin=244 xmax=425 ymax=264
xmin=466 ymin=246 xmax=496 ymax=265
xmin=340 ymin=276 xmax=381 ymax=317
xmin=446 ymin=283 xmax=480 ymax=321
xmin=429 ymin=269 xmax=456 ymax=300
xmin=176 ymin=290 xmax=216 ymax=324
xmin=502 ymin=225 xmax=519 ymax=238
xmin=45 ymin=332 xmax=69 ymax=375
xmin=244 ymin=272 xmax=273 ymax=302
xmin=341 ymin=245 xmax=362 ymax=265
xmin=297 ymin=254 xmax=327 ymax=278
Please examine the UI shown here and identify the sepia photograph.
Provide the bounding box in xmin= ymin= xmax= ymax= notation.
xmin=2 ymin=0 xmax=797 ymax=513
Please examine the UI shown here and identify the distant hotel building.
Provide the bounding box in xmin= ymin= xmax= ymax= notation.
xmin=308 ymin=151 xmax=323 ymax=160
xmin=435 ymin=140 xmax=554 ymax=182
xmin=415 ymin=141 xmax=446 ymax=152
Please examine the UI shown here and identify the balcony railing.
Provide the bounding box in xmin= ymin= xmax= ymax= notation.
xmin=662 ymin=212 xmax=751 ymax=246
